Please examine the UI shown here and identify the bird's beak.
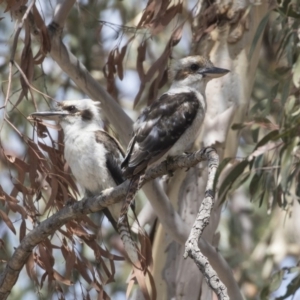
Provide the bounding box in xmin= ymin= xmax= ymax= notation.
xmin=199 ymin=67 xmax=230 ymax=78
xmin=29 ymin=111 xmax=67 ymax=121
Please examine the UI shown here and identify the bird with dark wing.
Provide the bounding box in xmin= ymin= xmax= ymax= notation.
xmin=120 ymin=56 xmax=229 ymax=228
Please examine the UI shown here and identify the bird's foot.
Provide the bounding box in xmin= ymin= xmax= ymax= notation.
xmin=165 ymin=156 xmax=175 ymax=177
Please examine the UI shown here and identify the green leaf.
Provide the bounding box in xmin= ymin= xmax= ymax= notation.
xmin=281 ymin=79 xmax=291 ymax=105
xmin=218 ymin=160 xmax=249 ymax=203
xmin=214 ymin=157 xmax=233 ymax=191
xmin=248 ymin=12 xmax=270 ymax=61
xmin=255 ymin=130 xmax=280 ymax=150
xmin=285 ymin=95 xmax=296 ymax=115
xmin=293 ymin=55 xmax=300 ymax=88
xmin=249 ymin=173 xmax=262 ymax=197
xmin=269 ymin=83 xmax=279 ymax=102
xmin=231 ymin=123 xmax=247 ymax=130
xmin=269 ymin=270 xmax=285 ymax=293
xmin=276 ymin=273 xmax=300 ymax=299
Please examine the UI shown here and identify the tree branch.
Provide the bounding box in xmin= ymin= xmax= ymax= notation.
xmin=53 ymin=0 xmax=76 ymax=28
xmin=47 ymin=21 xmax=132 ymax=147
xmin=0 ymin=148 xmax=221 ymax=299
xmin=183 ymin=149 xmax=229 ymax=300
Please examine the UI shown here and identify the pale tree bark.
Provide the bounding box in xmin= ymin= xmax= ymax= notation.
xmin=150 ymin=1 xmax=271 ymax=299
xmin=48 ymin=1 xmax=266 ymax=299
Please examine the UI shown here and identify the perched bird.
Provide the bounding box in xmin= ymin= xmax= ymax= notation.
xmin=120 ymin=56 xmax=229 ymax=218
xmin=30 ymin=99 xmax=139 ymax=264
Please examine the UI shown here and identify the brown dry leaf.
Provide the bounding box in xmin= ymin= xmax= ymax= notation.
xmin=4 ymin=0 xmax=25 ymax=13
xmin=6 ymin=154 xmax=28 ymax=198
xmin=133 ymin=267 xmax=151 ymax=300
xmin=137 ymin=0 xmax=157 ymax=28
xmin=126 ymin=272 xmax=135 ymax=299
xmin=136 ymin=42 xmax=147 ymax=81
xmin=57 ymin=180 xmax=69 ymax=204
xmin=32 ymin=4 xmax=51 ymax=58
xmin=145 ymin=269 xmax=157 ymax=300
xmin=192 ymin=4 xmax=218 ymax=43
xmin=42 ymin=176 xmax=58 ymax=213
xmin=133 ymin=84 xmax=146 ymax=108
xmin=40 ymin=271 xmax=48 ymax=288
xmin=25 ymin=252 xmax=39 ymax=285
xmin=151 ymin=3 xmax=183 ymax=35
xmin=53 ymin=269 xmax=73 ymax=286
xmin=138 ymin=231 xmax=153 ymax=269
xmin=145 ymin=48 xmax=169 ymax=82
xmin=114 ymin=48 xmax=123 ymax=80
xmin=170 ymin=21 xmax=185 ymax=46
xmin=0 ymin=209 xmax=16 ymax=234
xmin=7 ymin=201 xmax=27 ymax=218
xmin=84 ymin=239 xmax=113 ymax=283
xmin=74 ymin=259 xmax=92 ymax=284
xmin=104 ymin=49 xmax=117 ymax=95
xmin=69 ymin=222 xmax=92 ymax=238
xmin=19 ymin=21 xmax=34 ymax=101
xmin=19 ymin=218 xmax=26 ymax=242
xmin=78 ymin=215 xmax=98 ymax=229
xmin=27 ymin=140 xmax=43 ymax=190
xmin=65 ymin=248 xmax=76 ymax=280
xmin=38 ymin=244 xmax=54 ymax=277
xmin=13 ymin=180 xmax=32 ymax=195
xmin=147 ymin=68 xmax=168 ymax=105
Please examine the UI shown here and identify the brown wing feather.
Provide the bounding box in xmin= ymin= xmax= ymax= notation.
xmin=122 ymin=92 xmax=200 ymax=177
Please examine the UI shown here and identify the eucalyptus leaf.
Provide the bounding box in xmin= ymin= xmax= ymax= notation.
xmin=248 ymin=12 xmax=270 ymax=61
xmin=292 ymin=55 xmax=300 ymax=88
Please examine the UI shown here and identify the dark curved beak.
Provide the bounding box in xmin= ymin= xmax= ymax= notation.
xmin=199 ymin=67 xmax=230 ymax=78
xmin=28 ymin=111 xmax=67 ymax=121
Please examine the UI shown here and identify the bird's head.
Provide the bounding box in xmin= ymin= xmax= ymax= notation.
xmin=29 ymin=99 xmax=103 ymax=130
xmin=169 ymin=56 xmax=229 ymax=91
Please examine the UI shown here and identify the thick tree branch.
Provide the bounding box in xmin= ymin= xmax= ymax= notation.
xmin=183 ymin=149 xmax=229 ymax=300
xmin=48 ymin=6 xmax=132 ymax=147
xmin=0 ymin=148 xmax=221 ymax=299
xmin=53 ymin=0 xmax=76 ymax=28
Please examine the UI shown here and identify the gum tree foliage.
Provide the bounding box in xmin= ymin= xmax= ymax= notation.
xmin=0 ymin=0 xmax=300 ymax=299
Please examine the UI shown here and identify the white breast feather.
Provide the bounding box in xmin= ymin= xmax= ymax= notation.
xmin=64 ymin=130 xmax=116 ymax=194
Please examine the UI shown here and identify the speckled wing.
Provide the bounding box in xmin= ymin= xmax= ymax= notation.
xmin=121 ymin=92 xmax=200 ymax=176
xmin=95 ymin=130 xmax=125 ymax=185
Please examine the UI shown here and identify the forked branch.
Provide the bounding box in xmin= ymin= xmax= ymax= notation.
xmin=183 ymin=148 xmax=229 ymax=300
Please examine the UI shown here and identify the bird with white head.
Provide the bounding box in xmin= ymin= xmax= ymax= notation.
xmin=30 ymin=99 xmax=139 ymax=264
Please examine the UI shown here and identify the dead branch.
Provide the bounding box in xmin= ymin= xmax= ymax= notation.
xmin=183 ymin=149 xmax=229 ymax=300
xmin=0 ymin=148 xmax=223 ymax=299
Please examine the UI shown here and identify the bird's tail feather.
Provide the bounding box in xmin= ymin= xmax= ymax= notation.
xmin=117 ymin=174 xmax=145 ymax=268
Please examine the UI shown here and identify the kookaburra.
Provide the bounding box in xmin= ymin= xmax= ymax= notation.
xmin=30 ymin=99 xmax=139 ymax=264
xmin=120 ymin=56 xmax=229 ymax=216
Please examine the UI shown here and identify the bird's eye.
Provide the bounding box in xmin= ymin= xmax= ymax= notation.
xmin=66 ymin=105 xmax=76 ymax=112
xmin=190 ymin=64 xmax=199 ymax=71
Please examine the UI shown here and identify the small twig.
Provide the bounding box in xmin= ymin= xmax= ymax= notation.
xmin=183 ymin=148 xmax=230 ymax=300
xmin=11 ymin=61 xmax=54 ymax=102
xmin=3 ymin=63 xmax=13 ymax=109
xmin=10 ymin=2 xmax=35 ymax=62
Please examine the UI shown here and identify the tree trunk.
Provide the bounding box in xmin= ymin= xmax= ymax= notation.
xmin=150 ymin=2 xmax=271 ymax=299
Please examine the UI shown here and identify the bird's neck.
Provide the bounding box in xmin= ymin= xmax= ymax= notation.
xmin=169 ymin=79 xmax=208 ymax=95
xmin=61 ymin=120 xmax=101 ymax=140
xmin=168 ymin=81 xmax=207 ymax=110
